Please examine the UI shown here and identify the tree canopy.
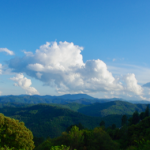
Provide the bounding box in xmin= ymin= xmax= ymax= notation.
xmin=0 ymin=113 xmax=35 ymax=150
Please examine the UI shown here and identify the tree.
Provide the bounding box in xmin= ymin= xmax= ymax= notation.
xmin=66 ymin=123 xmax=84 ymax=133
xmin=145 ymin=105 xmax=149 ymax=118
xmin=132 ymin=110 xmax=140 ymax=125
xmin=65 ymin=126 xmax=84 ymax=149
xmin=34 ymin=138 xmax=53 ymax=150
xmin=111 ymin=124 xmax=116 ymax=130
xmin=86 ymin=127 xmax=119 ymax=150
xmin=0 ymin=113 xmax=35 ymax=149
xmin=140 ymin=112 xmax=145 ymax=120
xmin=53 ymin=126 xmax=84 ymax=150
xmin=100 ymin=120 xmax=105 ymax=127
xmin=33 ymin=136 xmax=45 ymax=148
xmin=50 ymin=145 xmax=76 ymax=150
xmin=121 ymin=115 xmax=127 ymax=126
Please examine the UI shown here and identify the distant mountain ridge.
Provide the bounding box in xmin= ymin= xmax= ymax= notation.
xmin=0 ymin=94 xmax=149 ymax=139
xmin=0 ymin=94 xmax=125 ymax=104
xmin=1 ymin=94 xmax=150 ymax=104
xmin=2 ymin=93 xmax=95 ymax=99
xmin=0 ymin=94 xmax=149 ymax=118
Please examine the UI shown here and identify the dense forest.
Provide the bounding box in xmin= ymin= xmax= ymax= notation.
xmin=0 ymin=95 xmax=150 ymax=150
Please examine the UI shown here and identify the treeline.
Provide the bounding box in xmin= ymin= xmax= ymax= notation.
xmin=0 ymin=105 xmax=150 ymax=150
xmin=33 ymin=105 xmax=150 ymax=150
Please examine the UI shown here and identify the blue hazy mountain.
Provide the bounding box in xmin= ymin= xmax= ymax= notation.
xmin=32 ymin=93 xmax=95 ymax=100
xmin=0 ymin=94 xmax=125 ymax=105
xmin=0 ymin=94 xmax=150 ymax=105
xmin=143 ymin=82 xmax=150 ymax=88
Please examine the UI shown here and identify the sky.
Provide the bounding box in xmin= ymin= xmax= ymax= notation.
xmin=0 ymin=0 xmax=150 ymax=100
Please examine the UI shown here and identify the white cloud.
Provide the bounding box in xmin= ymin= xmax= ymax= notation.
xmin=0 ymin=48 xmax=14 ymax=55
xmin=108 ymin=64 xmax=150 ymax=84
xmin=36 ymin=72 xmax=42 ymax=79
xmin=10 ymin=73 xmax=39 ymax=95
xmin=113 ymin=58 xmax=116 ymax=62
xmin=124 ymin=74 xmax=143 ymax=95
xmin=0 ymin=64 xmax=2 ymax=74
xmin=22 ymin=50 xmax=34 ymax=57
xmin=8 ymin=41 xmax=145 ymax=99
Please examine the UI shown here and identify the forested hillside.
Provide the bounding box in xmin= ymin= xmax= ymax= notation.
xmin=0 ymin=103 xmax=132 ymax=138
xmin=0 ymin=104 xmax=101 ymax=138
xmin=0 ymin=95 xmax=150 ymax=149
xmin=0 ymin=96 xmax=149 ymax=139
xmin=78 ymin=100 xmax=148 ymax=117
xmin=0 ymin=95 xmax=149 ymax=116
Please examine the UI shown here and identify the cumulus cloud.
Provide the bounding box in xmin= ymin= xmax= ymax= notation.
xmin=0 ymin=48 xmax=14 ymax=55
xmin=124 ymin=74 xmax=143 ymax=95
xmin=8 ymin=41 xmax=144 ymax=98
xmin=10 ymin=73 xmax=39 ymax=95
xmin=108 ymin=64 xmax=150 ymax=84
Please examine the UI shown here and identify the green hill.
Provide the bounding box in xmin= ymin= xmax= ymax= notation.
xmin=0 ymin=104 xmax=102 ymax=138
xmin=78 ymin=100 xmax=147 ymax=117
xmin=0 ymin=103 xmax=131 ymax=139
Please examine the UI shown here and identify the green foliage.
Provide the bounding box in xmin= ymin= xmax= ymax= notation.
xmin=84 ymin=127 xmax=119 ymax=150
xmin=0 ymin=145 xmax=25 ymax=150
xmin=66 ymin=123 xmax=85 ymax=133
xmin=78 ymin=100 xmax=145 ymax=117
xmin=111 ymin=123 xmax=116 ymax=130
xmin=64 ymin=103 xmax=87 ymax=112
xmin=50 ymin=145 xmax=74 ymax=150
xmin=125 ymin=139 xmax=150 ymax=150
xmin=140 ymin=112 xmax=145 ymax=120
xmin=127 ymin=116 xmax=150 ymax=145
xmin=0 ymin=113 xmax=34 ymax=150
xmin=2 ymin=98 xmax=150 ymax=150
xmin=100 ymin=120 xmax=105 ymax=127
xmin=129 ymin=110 xmax=140 ymax=125
xmin=122 ymin=114 xmax=127 ymax=126
xmin=35 ymin=138 xmax=54 ymax=150
xmin=36 ymin=126 xmax=119 ymax=150
xmin=34 ymin=138 xmax=53 ymax=150
xmin=144 ymin=105 xmax=149 ymax=117
xmin=67 ymin=126 xmax=84 ymax=149
xmin=0 ymin=104 xmax=102 ymax=138
xmin=53 ymin=126 xmax=84 ymax=150
xmin=33 ymin=137 xmax=45 ymax=147
xmin=1 ymin=104 xmax=132 ymax=138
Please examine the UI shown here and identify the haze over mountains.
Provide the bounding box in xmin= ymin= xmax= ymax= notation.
xmin=1 ymin=93 xmax=150 ymax=104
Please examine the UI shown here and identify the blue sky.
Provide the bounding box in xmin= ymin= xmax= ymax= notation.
xmin=0 ymin=0 xmax=150 ymax=100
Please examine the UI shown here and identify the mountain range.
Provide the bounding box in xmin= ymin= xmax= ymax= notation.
xmin=0 ymin=94 xmax=149 ymax=139
xmin=1 ymin=94 xmax=150 ymax=105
